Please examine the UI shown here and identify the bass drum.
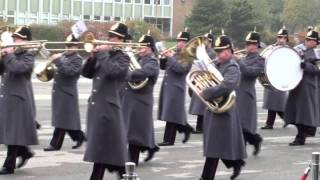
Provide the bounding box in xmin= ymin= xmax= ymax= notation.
xmin=259 ymin=45 xmax=303 ymax=91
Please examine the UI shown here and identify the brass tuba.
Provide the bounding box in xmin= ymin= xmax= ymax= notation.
xmin=181 ymin=36 xmax=236 ymax=113
xmin=126 ymin=47 xmax=148 ymax=90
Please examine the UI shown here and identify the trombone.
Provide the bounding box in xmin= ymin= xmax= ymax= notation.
xmin=82 ymin=32 xmax=149 ymax=52
xmin=41 ymin=41 xmax=88 ymax=52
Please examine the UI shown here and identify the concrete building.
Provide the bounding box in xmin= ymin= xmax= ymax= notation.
xmin=0 ymin=0 xmax=194 ymax=36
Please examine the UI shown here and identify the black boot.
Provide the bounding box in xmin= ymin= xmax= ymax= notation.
xmin=72 ymin=139 xmax=85 ymax=149
xmin=43 ymin=145 xmax=60 ymax=151
xmin=17 ymin=150 xmax=34 ymax=168
xmin=0 ymin=167 xmax=14 ymax=175
xmin=144 ymin=146 xmax=160 ymax=162
xmin=35 ymin=121 xmax=41 ymax=130
xmin=289 ymin=136 xmax=305 ymax=146
xmin=253 ymin=134 xmax=263 ymax=156
xmin=230 ymin=160 xmax=245 ymax=180
xmin=260 ymin=125 xmax=273 ymax=130
xmin=158 ymin=142 xmax=173 ymax=146
xmin=182 ymin=124 xmax=194 ymax=144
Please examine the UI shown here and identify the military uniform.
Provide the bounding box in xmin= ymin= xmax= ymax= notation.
xmin=261 ymin=28 xmax=290 ymax=129
xmin=236 ymin=31 xmax=264 ymax=156
xmin=285 ymin=30 xmax=320 ymax=145
xmin=200 ymin=35 xmax=246 ymax=180
xmin=0 ymin=26 xmax=38 ymax=175
xmin=122 ymin=34 xmax=160 ymax=165
xmin=44 ymin=35 xmax=86 ymax=151
xmin=82 ymin=23 xmax=130 ymax=180
xmin=158 ymin=31 xmax=193 ymax=146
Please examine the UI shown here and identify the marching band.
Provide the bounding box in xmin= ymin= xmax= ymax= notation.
xmin=0 ymin=21 xmax=320 ymax=180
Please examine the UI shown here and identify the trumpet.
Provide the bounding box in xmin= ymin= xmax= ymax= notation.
xmin=234 ymin=48 xmax=247 ymax=59
xmin=155 ymin=41 xmax=176 ymax=59
xmin=82 ymin=32 xmax=149 ymax=52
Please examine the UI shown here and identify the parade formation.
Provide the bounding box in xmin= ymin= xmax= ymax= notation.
xmin=0 ymin=19 xmax=320 ymax=180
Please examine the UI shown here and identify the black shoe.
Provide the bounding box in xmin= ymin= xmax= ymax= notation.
xmin=192 ymin=130 xmax=202 ymax=134
xmin=144 ymin=146 xmax=160 ymax=162
xmin=260 ymin=125 xmax=273 ymax=130
xmin=158 ymin=142 xmax=173 ymax=146
xmin=35 ymin=121 xmax=41 ymax=130
xmin=17 ymin=151 xmax=34 ymax=168
xmin=0 ymin=167 xmax=14 ymax=175
xmin=253 ymin=137 xmax=263 ymax=156
xmin=72 ymin=140 xmax=84 ymax=149
xmin=43 ymin=145 xmax=59 ymax=151
xmin=182 ymin=126 xmax=194 ymax=143
xmin=230 ymin=161 xmax=245 ymax=180
xmin=289 ymin=139 xmax=305 ymax=146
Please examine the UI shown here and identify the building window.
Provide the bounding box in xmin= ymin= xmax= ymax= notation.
xmin=144 ymin=0 xmax=151 ymax=4
xmin=135 ymin=0 xmax=141 ymax=3
xmin=125 ymin=0 xmax=132 ymax=3
xmin=63 ymin=14 xmax=69 ymax=18
xmin=83 ymin=15 xmax=90 ymax=20
xmin=104 ymin=16 xmax=111 ymax=21
xmin=115 ymin=0 xmax=122 ymax=2
xmin=154 ymin=0 xmax=160 ymax=5
xmin=163 ymin=0 xmax=170 ymax=5
xmin=7 ymin=11 xmax=15 ymax=15
xmin=94 ymin=16 xmax=100 ymax=20
xmin=114 ymin=17 xmax=121 ymax=21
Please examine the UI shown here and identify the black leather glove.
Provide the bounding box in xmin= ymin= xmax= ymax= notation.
xmin=188 ymin=87 xmax=193 ymax=97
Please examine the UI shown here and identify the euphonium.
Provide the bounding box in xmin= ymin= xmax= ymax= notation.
xmin=181 ymin=36 xmax=236 ymax=113
xmin=126 ymin=47 xmax=148 ymax=90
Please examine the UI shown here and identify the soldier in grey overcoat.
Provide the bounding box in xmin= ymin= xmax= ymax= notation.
xmin=81 ymin=23 xmax=130 ymax=180
xmin=261 ymin=28 xmax=289 ymax=129
xmin=199 ymin=35 xmax=247 ymax=180
xmin=285 ymin=30 xmax=320 ymax=146
xmin=0 ymin=26 xmax=38 ymax=175
xmin=157 ymin=31 xmax=194 ymax=146
xmin=189 ymin=31 xmax=216 ymax=134
xmin=122 ymin=34 xmax=160 ymax=165
xmin=235 ymin=31 xmax=264 ymax=156
xmin=44 ymin=34 xmax=86 ymax=151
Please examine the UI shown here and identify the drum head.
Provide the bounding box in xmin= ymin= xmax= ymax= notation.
xmin=264 ymin=46 xmax=303 ymax=91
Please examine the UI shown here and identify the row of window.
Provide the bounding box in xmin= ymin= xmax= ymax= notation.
xmin=75 ymin=0 xmax=171 ymax=5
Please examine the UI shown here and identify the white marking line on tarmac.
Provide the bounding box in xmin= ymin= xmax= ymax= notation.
xmin=165 ymin=173 xmax=194 ymax=178
xmin=215 ymin=170 xmax=263 ymax=176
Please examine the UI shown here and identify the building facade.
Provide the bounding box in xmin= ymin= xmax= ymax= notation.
xmin=0 ymin=0 xmax=193 ymax=36
xmin=172 ymin=0 xmax=193 ymax=36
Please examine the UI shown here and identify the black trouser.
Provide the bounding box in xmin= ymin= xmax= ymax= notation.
xmin=128 ymin=144 xmax=141 ymax=166
xmin=242 ymin=130 xmax=262 ymax=146
xmin=3 ymin=145 xmax=32 ymax=170
xmin=201 ymin=158 xmax=244 ymax=180
xmin=50 ymin=128 xmax=86 ymax=149
xmin=265 ymin=110 xmax=284 ymax=126
xmin=90 ymin=163 xmax=125 ymax=180
xmin=163 ymin=122 xmax=193 ymax=144
xmin=196 ymin=115 xmax=203 ymax=132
